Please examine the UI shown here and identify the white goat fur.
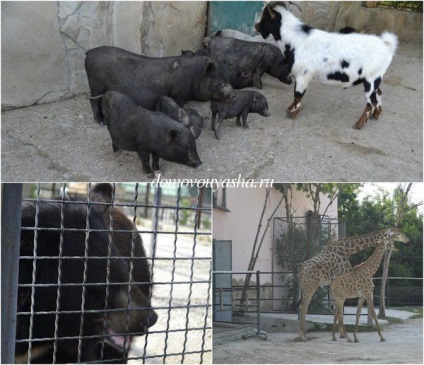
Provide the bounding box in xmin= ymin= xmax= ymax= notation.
xmin=266 ymin=4 xmax=398 ymax=128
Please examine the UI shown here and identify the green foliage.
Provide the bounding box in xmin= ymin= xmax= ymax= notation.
xmin=338 ymin=184 xmax=423 ymax=304
xmin=202 ymin=217 xmax=211 ymax=230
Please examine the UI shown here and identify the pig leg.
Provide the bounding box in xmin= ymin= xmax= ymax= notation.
xmin=241 ymin=111 xmax=249 ymax=129
xmin=87 ymin=80 xmax=106 ymax=124
xmin=214 ymin=115 xmax=224 ymax=140
xmin=151 ymin=154 xmax=161 ymax=178
xmin=211 ymin=110 xmax=217 ymax=131
xmin=112 ymin=143 xmax=121 ymax=157
xmin=253 ymin=72 xmax=263 ymax=89
xmin=236 ymin=115 xmax=242 ymax=127
xmin=136 ymin=150 xmax=153 ymax=175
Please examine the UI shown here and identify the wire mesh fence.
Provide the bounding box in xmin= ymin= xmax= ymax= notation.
xmin=2 ymin=183 xmax=212 ymax=364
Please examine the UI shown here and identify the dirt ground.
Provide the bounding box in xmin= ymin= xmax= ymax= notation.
xmin=213 ymin=318 xmax=423 ymax=364
xmin=2 ymin=42 xmax=422 ymax=182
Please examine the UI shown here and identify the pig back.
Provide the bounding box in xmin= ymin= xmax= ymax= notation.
xmin=86 ymin=46 xmax=215 ymax=109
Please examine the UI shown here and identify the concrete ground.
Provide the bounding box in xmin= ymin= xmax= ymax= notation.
xmin=2 ymin=42 xmax=422 ymax=182
xmin=130 ymin=224 xmax=212 ymax=364
xmin=213 ymin=310 xmax=423 ymax=364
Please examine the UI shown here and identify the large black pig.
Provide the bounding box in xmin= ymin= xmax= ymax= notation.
xmin=85 ymin=46 xmax=235 ymax=124
xmin=102 ymin=91 xmax=202 ymax=176
xmin=204 ymin=36 xmax=292 ymax=89
xmin=16 ymin=197 xmax=157 ymax=364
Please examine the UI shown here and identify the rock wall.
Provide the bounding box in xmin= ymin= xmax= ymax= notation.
xmin=1 ymin=1 xmax=207 ymax=110
xmin=1 ymin=1 xmax=421 ymax=110
xmin=298 ymin=1 xmax=423 ymax=42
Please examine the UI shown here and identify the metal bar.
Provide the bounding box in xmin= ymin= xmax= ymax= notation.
xmin=256 ymin=271 xmax=261 ymax=337
xmin=1 ymin=183 xmax=23 ymax=364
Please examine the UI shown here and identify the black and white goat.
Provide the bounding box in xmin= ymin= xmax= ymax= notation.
xmin=255 ymin=1 xmax=398 ymax=129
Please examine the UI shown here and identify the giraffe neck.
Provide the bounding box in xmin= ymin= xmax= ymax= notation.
xmin=326 ymin=229 xmax=388 ymax=256
xmin=352 ymin=238 xmax=391 ymax=276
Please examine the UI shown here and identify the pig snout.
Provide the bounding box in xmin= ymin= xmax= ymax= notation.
xmin=192 ymin=160 xmax=203 ymax=169
xmin=263 ymin=109 xmax=271 ymax=117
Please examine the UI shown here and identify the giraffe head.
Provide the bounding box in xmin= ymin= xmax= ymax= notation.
xmin=385 ymin=227 xmax=409 ymax=252
xmin=385 ymin=227 xmax=409 ymax=244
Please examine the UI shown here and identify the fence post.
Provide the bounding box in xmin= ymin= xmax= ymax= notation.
xmin=1 ymin=183 xmax=23 ymax=364
xmin=256 ymin=271 xmax=261 ymax=336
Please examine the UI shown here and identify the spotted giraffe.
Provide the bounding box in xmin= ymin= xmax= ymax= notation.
xmin=331 ymin=229 xmax=408 ymax=342
xmin=298 ymin=227 xmax=404 ymax=341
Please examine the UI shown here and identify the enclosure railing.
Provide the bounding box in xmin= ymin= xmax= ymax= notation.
xmin=213 ymin=270 xmax=267 ymax=339
xmin=213 ymin=270 xmax=423 ymax=326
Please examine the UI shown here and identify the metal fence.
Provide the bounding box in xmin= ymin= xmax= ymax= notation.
xmin=213 ymin=271 xmax=422 ymax=325
xmin=1 ymin=183 xmax=212 ymax=364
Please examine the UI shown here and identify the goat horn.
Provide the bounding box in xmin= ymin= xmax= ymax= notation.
xmin=266 ymin=3 xmax=276 ymax=19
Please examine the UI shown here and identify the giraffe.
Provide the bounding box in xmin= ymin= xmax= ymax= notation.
xmin=298 ymin=227 xmax=405 ymax=341
xmin=331 ymin=229 xmax=408 ymax=342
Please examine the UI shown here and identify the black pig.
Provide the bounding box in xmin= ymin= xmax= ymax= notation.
xmin=184 ymin=108 xmax=204 ymax=140
xmin=85 ymin=46 xmax=235 ymax=124
xmin=155 ymin=96 xmax=204 ymax=139
xmin=102 ymin=91 xmax=202 ymax=176
xmin=204 ymin=36 xmax=292 ymax=89
xmin=16 ymin=199 xmax=157 ymax=364
xmin=211 ymin=90 xmax=271 ymax=140
xmin=155 ymin=95 xmax=190 ymax=126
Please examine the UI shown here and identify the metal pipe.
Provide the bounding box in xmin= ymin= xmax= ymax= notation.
xmin=1 ymin=183 xmax=23 ymax=363
xmin=256 ymin=270 xmax=261 ymax=336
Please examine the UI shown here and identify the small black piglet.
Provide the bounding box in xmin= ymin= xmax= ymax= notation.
xmin=211 ymin=90 xmax=271 ymax=140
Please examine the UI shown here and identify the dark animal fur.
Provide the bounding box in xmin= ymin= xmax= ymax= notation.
xmin=16 ymin=184 xmax=156 ymax=363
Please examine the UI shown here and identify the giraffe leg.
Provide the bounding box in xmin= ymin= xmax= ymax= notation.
xmin=365 ymin=293 xmax=385 ymax=342
xmin=339 ymin=301 xmax=345 ymax=339
xmin=299 ymin=291 xmax=314 ymax=341
xmin=337 ymin=299 xmax=352 ymax=342
xmin=353 ymin=297 xmax=365 ymax=343
xmin=332 ymin=305 xmax=338 ymax=341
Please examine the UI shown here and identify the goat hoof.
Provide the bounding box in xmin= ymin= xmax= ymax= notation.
xmin=380 ymin=338 xmax=386 ymax=342
xmin=286 ymin=109 xmax=299 ymax=119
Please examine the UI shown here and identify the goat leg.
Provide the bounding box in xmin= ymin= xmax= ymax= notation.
xmin=286 ymin=96 xmax=304 ymax=118
xmin=354 ymin=103 xmax=373 ymax=129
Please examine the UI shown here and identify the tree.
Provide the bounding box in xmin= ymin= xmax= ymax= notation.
xmin=378 ymin=183 xmax=422 ymax=317
xmin=239 ymin=187 xmax=285 ymax=311
xmin=338 ymin=183 xmax=423 ymax=311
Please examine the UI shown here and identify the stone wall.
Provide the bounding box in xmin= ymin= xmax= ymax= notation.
xmin=1 ymin=1 xmax=421 ymax=110
xmin=298 ymin=1 xmax=423 ymax=42
xmin=1 ymin=1 xmax=207 ymax=110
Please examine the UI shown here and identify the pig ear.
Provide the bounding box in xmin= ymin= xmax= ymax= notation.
xmin=205 ymin=61 xmax=216 ymax=74
xmin=167 ymin=128 xmax=180 ymax=141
